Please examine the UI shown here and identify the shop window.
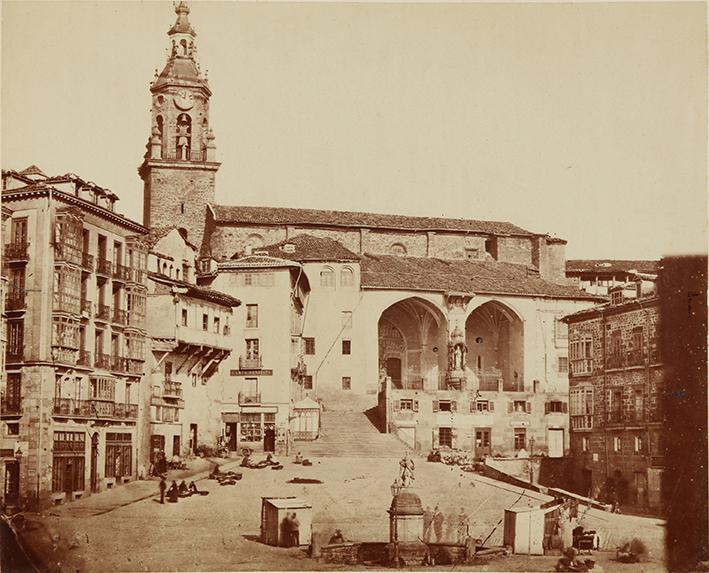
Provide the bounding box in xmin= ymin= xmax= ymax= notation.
xmin=105 ymin=433 xmax=132 ymax=478
xmin=240 ymin=413 xmax=262 ymax=442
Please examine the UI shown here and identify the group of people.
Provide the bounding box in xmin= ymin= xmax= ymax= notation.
xmin=280 ymin=512 xmax=300 ymax=547
xmin=241 ymin=452 xmax=283 ymax=470
xmin=150 ymin=450 xmax=168 ymax=476
xmin=422 ymin=506 xmax=447 ymax=543
xmin=158 ymin=477 xmax=205 ymax=503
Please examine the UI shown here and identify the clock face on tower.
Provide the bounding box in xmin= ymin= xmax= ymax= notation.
xmin=174 ymin=90 xmax=195 ymax=111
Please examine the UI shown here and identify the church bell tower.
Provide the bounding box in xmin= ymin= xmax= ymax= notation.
xmin=139 ymin=1 xmax=219 ymax=250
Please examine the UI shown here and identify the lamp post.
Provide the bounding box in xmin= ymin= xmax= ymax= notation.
xmin=529 ymin=437 xmax=536 ymax=483
xmin=390 ymin=479 xmax=401 ymax=568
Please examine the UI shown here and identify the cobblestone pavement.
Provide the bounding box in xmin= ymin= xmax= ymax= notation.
xmin=13 ymin=455 xmax=666 ymax=572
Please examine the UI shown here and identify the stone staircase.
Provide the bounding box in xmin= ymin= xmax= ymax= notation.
xmin=294 ymin=409 xmax=407 ymax=458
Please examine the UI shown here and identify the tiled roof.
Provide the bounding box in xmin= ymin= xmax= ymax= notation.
xmin=219 ymin=255 xmax=301 ymax=270
xmin=212 ymin=204 xmax=536 ymax=236
xmin=361 ymin=254 xmax=602 ymax=300
xmin=148 ymin=272 xmax=241 ymax=307
xmin=566 ymin=259 xmax=659 ymax=274
xmin=144 ymin=226 xmax=197 ymax=251
xmin=256 ymin=234 xmax=360 ymax=262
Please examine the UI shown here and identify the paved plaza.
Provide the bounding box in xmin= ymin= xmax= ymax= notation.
xmin=9 ymin=454 xmax=666 ymax=572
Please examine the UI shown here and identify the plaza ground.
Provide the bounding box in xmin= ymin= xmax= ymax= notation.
xmin=10 ymin=454 xmax=666 ymax=572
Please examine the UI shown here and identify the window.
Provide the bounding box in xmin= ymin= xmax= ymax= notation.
xmin=582 ymin=437 xmax=590 ymax=452
xmin=555 ymin=319 xmax=568 ymax=340
xmin=90 ymin=377 xmax=116 ymax=401
xmin=610 ymin=290 xmax=624 ymax=305
xmin=607 ymin=330 xmax=622 ymax=369
xmin=628 ymin=327 xmax=644 ymax=366
xmin=181 ymin=308 xmax=188 ymax=327
xmin=304 ymin=338 xmax=315 ymax=355
xmin=608 ymin=389 xmax=622 ymax=423
xmin=243 ymin=377 xmax=259 ymax=401
xmin=320 ymin=267 xmax=335 ymax=288
xmin=340 ymin=268 xmax=354 ymax=287
xmin=511 ymin=400 xmax=531 ymax=414
xmin=389 ymin=243 xmax=407 ymax=256
xmin=6 ymin=423 xmax=19 ymax=436
xmin=341 ymin=377 xmax=351 ymax=390
xmin=436 ymin=400 xmax=456 ymax=412
xmin=570 ymin=336 xmax=593 ymax=375
xmin=465 ymin=248 xmax=480 ymax=260
xmin=545 ymin=401 xmax=567 ymax=414
xmin=191 ymin=373 xmax=197 ymax=387
xmin=303 ymin=375 xmax=313 ymax=390
xmin=342 ymin=340 xmax=351 ymax=355
xmin=438 ymin=427 xmax=453 ymax=448
xmin=633 ymin=389 xmax=644 ymax=423
xmin=341 ymin=311 xmax=352 ymax=329
xmin=240 ymin=413 xmax=262 ymax=442
xmin=165 ymin=361 xmax=173 ymax=381
xmin=613 ymin=436 xmax=622 ymax=452
xmin=105 ymin=433 xmax=132 ymax=478
xmin=246 ymin=304 xmax=258 ymax=328
xmin=213 ymin=316 xmax=220 ymax=334
xmin=182 ymin=263 xmax=189 ymax=280
xmin=4 ymin=373 xmax=21 ymax=412
xmin=513 ymin=428 xmax=527 ymax=450
xmin=244 ymin=273 xmax=253 ymax=286
xmin=202 ymin=313 xmax=209 ymax=331
xmin=7 ymin=320 xmax=24 ymax=359
xmin=471 ymin=400 xmax=494 ymax=413
xmin=245 ymin=339 xmax=260 ymax=359
xmin=397 ymin=399 xmax=419 ymax=411
xmin=634 ymin=435 xmax=643 ymax=454
xmin=558 ymin=356 xmax=569 ymax=373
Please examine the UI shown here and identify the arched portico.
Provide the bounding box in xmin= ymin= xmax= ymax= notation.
xmin=465 ymin=300 xmax=524 ymax=391
xmin=378 ymin=297 xmax=448 ymax=390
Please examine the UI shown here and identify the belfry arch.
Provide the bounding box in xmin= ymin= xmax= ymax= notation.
xmin=378 ymin=297 xmax=448 ymax=390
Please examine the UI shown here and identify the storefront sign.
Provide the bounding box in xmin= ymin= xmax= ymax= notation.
xmin=230 ymin=369 xmax=273 ymax=377
xmin=510 ymin=420 xmax=530 ymax=428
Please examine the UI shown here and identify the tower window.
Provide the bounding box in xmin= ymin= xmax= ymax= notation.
xmin=180 ymin=203 xmax=185 ymax=214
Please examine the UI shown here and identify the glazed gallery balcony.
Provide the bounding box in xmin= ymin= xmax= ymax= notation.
xmin=4 ymin=242 xmax=29 ymax=261
xmin=53 ymin=397 xmax=138 ymax=420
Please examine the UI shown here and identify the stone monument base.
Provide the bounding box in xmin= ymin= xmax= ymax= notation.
xmin=386 ymin=541 xmax=429 ymax=567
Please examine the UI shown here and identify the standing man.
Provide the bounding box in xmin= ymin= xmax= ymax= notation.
xmin=423 ymin=506 xmax=433 ymax=543
xmin=290 ymin=512 xmax=300 ymax=547
xmin=159 ymin=475 xmax=167 ymax=504
xmin=432 ymin=506 xmax=444 ymax=543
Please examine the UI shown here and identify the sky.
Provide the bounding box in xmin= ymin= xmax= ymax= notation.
xmin=2 ymin=1 xmax=707 ymax=259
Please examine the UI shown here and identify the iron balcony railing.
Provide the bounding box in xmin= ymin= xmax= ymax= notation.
xmin=54 ymin=243 xmax=82 ymax=266
xmin=163 ymin=381 xmax=183 ymax=398
xmin=239 ymin=356 xmax=262 ymax=369
xmin=5 ymin=347 xmax=23 ymax=362
xmin=96 ymin=258 xmax=113 ymax=276
xmin=5 ymin=289 xmax=26 ymax=310
xmin=571 ymin=359 xmax=593 ymax=375
xmin=4 ymin=242 xmax=29 ymax=261
xmin=53 ymin=291 xmax=81 ymax=314
xmin=164 ymin=149 xmax=207 ymax=162
xmin=113 ymin=263 xmax=131 ymax=282
xmin=77 ymin=350 xmax=92 ymax=367
xmin=112 ymin=308 xmax=128 ymax=325
xmin=52 ymin=347 xmax=78 ymax=365
xmin=111 ymin=356 xmax=128 ymax=373
xmin=53 ymin=398 xmax=137 ymax=420
xmin=238 ymin=392 xmax=261 ymax=404
xmin=570 ymin=415 xmax=593 ymax=430
xmin=81 ymin=252 xmax=94 ymax=272
xmin=95 ymin=304 xmax=111 ymax=321
xmin=95 ymin=353 xmax=111 ymax=369
xmin=80 ymin=299 xmax=92 ymax=316
xmin=127 ymin=358 xmax=144 ymax=375
xmin=0 ymin=395 xmax=21 ymax=415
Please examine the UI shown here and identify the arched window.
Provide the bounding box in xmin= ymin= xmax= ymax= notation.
xmin=162 ymin=262 xmax=168 ymax=275
xmin=176 ymin=269 xmax=181 ymax=280
xmin=176 ymin=113 xmax=192 ymax=161
xmin=341 ymin=267 xmax=354 ymax=287
xmin=156 ymin=115 xmax=164 ymax=140
xmin=246 ymin=233 xmax=265 ymax=250
xmin=320 ymin=266 xmax=335 ymax=288
xmin=390 ymin=243 xmax=407 ymax=256
xmin=169 ymin=264 xmax=174 ymax=278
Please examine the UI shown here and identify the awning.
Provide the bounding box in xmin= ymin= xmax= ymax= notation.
xmin=221 ymin=413 xmax=240 ymax=423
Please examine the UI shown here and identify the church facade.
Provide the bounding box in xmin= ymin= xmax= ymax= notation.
xmin=140 ymin=3 xmax=601 ymax=458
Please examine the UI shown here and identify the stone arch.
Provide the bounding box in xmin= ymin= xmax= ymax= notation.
xmin=340 ymin=266 xmax=354 ymax=287
xmin=389 ymin=243 xmax=407 ymax=256
xmin=246 ymin=233 xmax=264 ymax=250
xmin=320 ymin=265 xmax=335 ymax=288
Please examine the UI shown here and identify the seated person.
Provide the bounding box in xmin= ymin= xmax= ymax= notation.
xmin=209 ymin=464 xmax=221 ymax=479
xmin=170 ymin=454 xmax=181 ymax=469
xmin=188 ymin=481 xmax=199 ymax=495
xmin=328 ymin=529 xmax=346 ymax=544
xmin=556 ymin=548 xmax=588 ymax=572
xmin=178 ymin=480 xmax=190 ymax=497
xmin=240 ymin=453 xmax=252 ymax=467
xmin=294 ymin=452 xmax=303 ymax=464
xmin=166 ymin=481 xmax=180 ymax=503
xmin=616 ymin=542 xmax=640 ymax=563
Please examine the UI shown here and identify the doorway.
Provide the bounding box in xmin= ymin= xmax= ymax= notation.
xmin=172 ymin=435 xmax=181 ymax=458
xmin=386 ymin=357 xmax=402 ymax=389
xmin=226 ymin=423 xmax=238 ymax=451
xmin=4 ymin=461 xmax=20 ymax=505
xmin=475 ymin=428 xmax=492 ymax=458
xmin=264 ymin=427 xmax=276 ymax=453
xmin=90 ymin=433 xmax=99 ymax=492
xmin=634 ymin=471 xmax=648 ymax=508
xmin=581 ymin=469 xmax=593 ymax=498
xmin=548 ymin=429 xmax=564 ymax=458
xmin=150 ymin=435 xmax=165 ymax=462
xmin=189 ymin=424 xmax=198 ymax=453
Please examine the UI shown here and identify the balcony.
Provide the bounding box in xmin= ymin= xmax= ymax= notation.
xmin=127 ymin=312 xmax=145 ymax=329
xmin=53 ymin=398 xmax=137 ymax=420
xmin=95 ymin=353 xmax=111 ymax=369
xmin=163 ymin=381 xmax=183 ymax=398
xmin=607 ymin=411 xmax=623 ymax=424
xmin=54 ymin=243 xmax=82 ymax=266
xmin=80 ymin=299 xmax=92 ymax=317
xmin=606 ymin=354 xmax=623 ymax=370
xmin=129 ymin=268 xmax=146 ymax=284
xmin=95 ymin=304 xmax=111 ymax=321
xmin=164 ymin=149 xmax=207 ymax=162
xmin=96 ymin=258 xmax=113 ymax=276
xmin=52 ymin=347 xmax=78 ymax=365
xmin=112 ymin=308 xmax=128 ymax=325
xmin=626 ymin=350 xmax=645 ymax=367
xmin=239 ymin=356 xmax=262 ymax=370
xmin=77 ymin=350 xmax=92 ymax=367
xmin=571 ymin=359 xmax=593 ymax=376
xmin=113 ymin=263 xmax=131 ymax=282
xmin=5 ymin=289 xmax=26 ymax=311
xmin=4 ymin=242 xmax=29 ymax=261
xmin=53 ymin=291 xmax=81 ymax=314
xmin=238 ymin=392 xmax=261 ymax=404
xmin=5 ymin=348 xmax=23 ymax=363
xmin=570 ymin=415 xmax=593 ymax=430
xmin=126 ymin=358 xmax=144 ymax=375
xmin=111 ymin=356 xmax=128 ymax=373
xmin=475 ymin=369 xmax=503 ymax=392
xmin=81 ymin=252 xmax=94 ymax=272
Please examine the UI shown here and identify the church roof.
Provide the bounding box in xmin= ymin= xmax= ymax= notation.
xmin=257 ymin=234 xmax=360 ymax=262
xmin=219 ymin=255 xmax=301 ymax=270
xmin=152 ymin=58 xmax=204 ymax=89
xmin=148 ymin=272 xmax=241 ymax=307
xmin=360 ymin=254 xmax=602 ymax=301
xmin=212 ymin=204 xmax=537 ymax=237
xmin=18 ymin=164 xmax=47 ymax=178
xmin=168 ymin=1 xmax=196 ymax=36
